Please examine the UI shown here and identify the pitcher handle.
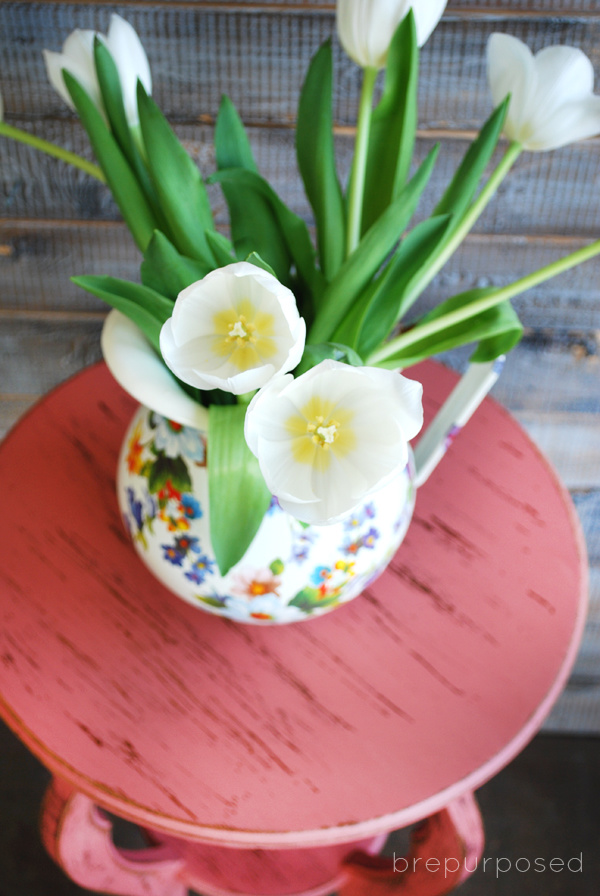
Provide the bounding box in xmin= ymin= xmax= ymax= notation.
xmin=413 ymin=357 xmax=505 ymax=488
xmin=40 ymin=777 xmax=187 ymax=896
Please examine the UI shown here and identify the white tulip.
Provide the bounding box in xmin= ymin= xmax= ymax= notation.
xmin=336 ymin=0 xmax=447 ymax=69
xmin=160 ymin=262 xmax=307 ymax=396
xmin=43 ymin=14 xmax=151 ymax=126
xmin=244 ymin=360 xmax=423 ymax=525
xmin=487 ymin=33 xmax=600 ymax=151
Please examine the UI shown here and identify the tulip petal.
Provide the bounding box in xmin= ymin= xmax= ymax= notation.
xmin=524 ymin=94 xmax=600 ymax=151
xmin=244 ymin=360 xmax=423 ymax=524
xmin=414 ymin=0 xmax=448 ymax=47
xmin=160 ymin=263 xmax=306 ymax=396
xmin=487 ymin=33 xmax=537 ymax=141
xmin=102 ymin=310 xmax=208 ymax=429
xmin=337 ymin=0 xmax=446 ymax=68
xmin=487 ymin=32 xmax=600 ymax=151
xmin=106 ymin=14 xmax=152 ymax=126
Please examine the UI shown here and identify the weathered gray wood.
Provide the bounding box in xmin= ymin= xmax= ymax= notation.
xmin=3 ymin=5 xmax=600 ymax=129
xmin=1 ymin=314 xmax=597 ymax=411
xmin=0 ymin=315 xmax=103 ymax=394
xmin=517 ymin=413 xmax=600 ymax=490
xmin=2 ymin=223 xmax=600 ymax=329
xmin=2 ymin=121 xmax=600 ymax=244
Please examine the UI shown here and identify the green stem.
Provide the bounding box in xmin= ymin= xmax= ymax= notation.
xmin=345 ymin=66 xmax=378 ymax=258
xmin=401 ymin=140 xmax=523 ymax=309
xmin=0 ymin=121 xmax=105 ymax=182
xmin=369 ymin=236 xmax=600 ymax=365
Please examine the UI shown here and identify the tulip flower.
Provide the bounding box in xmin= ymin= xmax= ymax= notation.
xmin=244 ymin=360 xmax=423 ymax=524
xmin=160 ymin=262 xmax=306 ymax=396
xmin=336 ymin=0 xmax=447 ymax=69
xmin=487 ymin=33 xmax=600 ymax=151
xmin=43 ymin=14 xmax=151 ymax=127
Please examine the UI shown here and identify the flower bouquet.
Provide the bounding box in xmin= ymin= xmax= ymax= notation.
xmin=3 ymin=0 xmax=600 ymax=622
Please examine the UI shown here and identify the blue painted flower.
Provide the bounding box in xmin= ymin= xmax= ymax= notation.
xmin=180 ymin=494 xmax=202 ymax=520
xmin=344 ymin=501 xmax=376 ymax=530
xmin=127 ymin=487 xmax=144 ymax=532
xmin=174 ymin=534 xmax=200 ymax=555
xmin=363 ymin=527 xmax=380 ymax=549
xmin=185 ymin=554 xmax=215 ymax=584
xmin=161 ymin=543 xmax=186 ymax=566
xmin=344 ymin=510 xmax=363 ymax=531
xmin=266 ymin=495 xmax=282 ymax=515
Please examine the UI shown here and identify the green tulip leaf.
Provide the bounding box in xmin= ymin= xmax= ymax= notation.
xmin=205 ymin=229 xmax=236 ymax=267
xmin=71 ymin=275 xmax=174 ymax=352
xmin=92 ymin=39 xmax=165 ymax=230
xmin=362 ymin=10 xmax=418 ymax=234
xmin=137 ymin=83 xmax=215 ymax=262
xmin=378 ymin=289 xmax=523 ymax=368
xmin=309 ymin=144 xmax=439 ymax=343
xmin=208 ymin=404 xmax=272 ymax=575
xmin=210 ymin=167 xmax=323 ymax=308
xmin=335 ymin=215 xmax=453 ymax=355
xmin=244 ymin=252 xmax=277 ymax=278
xmin=433 ymin=96 xmax=510 ymax=222
xmin=296 ymin=40 xmax=345 ymax=280
xmin=215 ymin=95 xmax=291 ymax=283
xmin=141 ymin=231 xmax=211 ymax=299
xmin=215 ymin=94 xmax=259 ymax=173
xmin=294 ymin=342 xmax=363 ymax=376
xmin=470 ymin=301 xmax=524 ymax=361
xmin=63 ymin=71 xmax=158 ymax=252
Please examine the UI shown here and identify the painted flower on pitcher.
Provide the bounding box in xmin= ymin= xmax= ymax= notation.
xmin=336 ymin=0 xmax=447 ymax=69
xmin=150 ymin=414 xmax=206 ymax=462
xmin=244 ymin=360 xmax=423 ymax=525
xmin=487 ymin=33 xmax=600 ymax=151
xmin=126 ymin=422 xmax=145 ymax=474
xmin=185 ymin=554 xmax=215 ymax=584
xmin=230 ymin=568 xmax=281 ymax=598
xmin=160 ymin=262 xmax=306 ymax=395
xmin=43 ymin=14 xmax=152 ymax=126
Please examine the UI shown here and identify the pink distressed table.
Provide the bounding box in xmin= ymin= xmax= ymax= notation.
xmin=0 ymin=361 xmax=587 ymax=896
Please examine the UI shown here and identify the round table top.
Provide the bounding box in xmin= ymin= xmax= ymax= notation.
xmin=0 ymin=361 xmax=587 ymax=848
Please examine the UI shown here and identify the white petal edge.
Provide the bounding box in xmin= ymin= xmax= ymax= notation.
xmin=101 ymin=309 xmax=208 ymax=429
xmin=106 ymin=14 xmax=152 ymax=125
xmin=414 ymin=0 xmax=448 ymax=47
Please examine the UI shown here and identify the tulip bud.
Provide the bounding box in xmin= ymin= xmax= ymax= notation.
xmin=336 ymin=0 xmax=447 ymax=69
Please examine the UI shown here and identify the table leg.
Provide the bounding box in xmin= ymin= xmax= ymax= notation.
xmin=40 ymin=776 xmax=188 ymax=896
xmin=338 ymin=792 xmax=484 ymax=896
xmin=39 ymin=775 xmax=386 ymax=896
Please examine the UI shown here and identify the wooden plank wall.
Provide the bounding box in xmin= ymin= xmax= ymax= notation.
xmin=1 ymin=0 xmax=599 ymax=731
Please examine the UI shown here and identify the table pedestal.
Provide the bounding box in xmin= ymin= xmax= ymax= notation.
xmin=41 ymin=777 xmax=484 ymax=896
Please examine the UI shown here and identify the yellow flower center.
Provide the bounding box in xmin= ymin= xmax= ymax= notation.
xmin=213 ymin=299 xmax=276 ymax=371
xmin=307 ymin=416 xmax=339 ymax=449
xmin=226 ymin=316 xmax=256 ymax=345
xmin=286 ymin=397 xmax=355 ymax=469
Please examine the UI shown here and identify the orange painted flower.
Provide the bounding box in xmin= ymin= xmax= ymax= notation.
xmin=126 ymin=422 xmax=145 ymax=474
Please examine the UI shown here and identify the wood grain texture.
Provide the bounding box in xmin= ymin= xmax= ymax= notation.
xmin=4 ymin=223 xmax=600 ymax=330
xmin=0 ymin=362 xmax=587 ymax=849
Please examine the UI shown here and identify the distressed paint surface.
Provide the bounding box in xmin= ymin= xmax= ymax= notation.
xmin=0 ymin=362 xmax=586 ymax=852
xmin=0 ymin=0 xmax=598 ymax=737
